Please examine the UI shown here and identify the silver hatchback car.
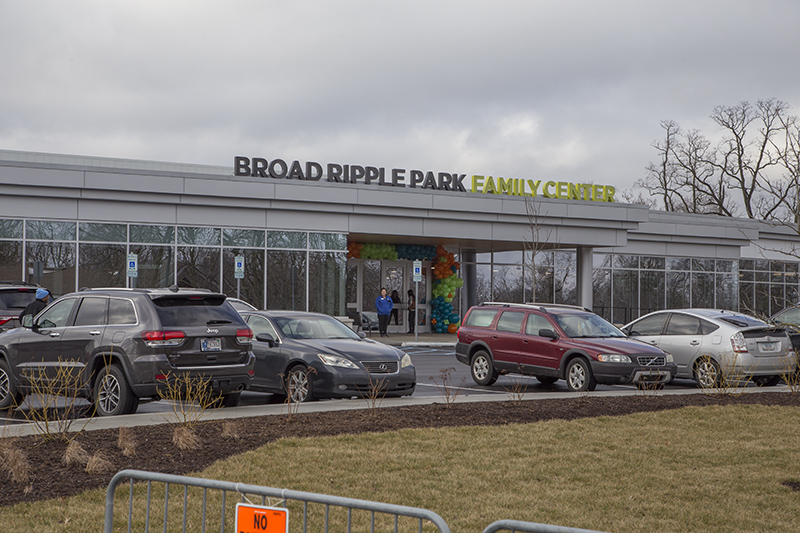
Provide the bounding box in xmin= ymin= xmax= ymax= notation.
xmin=622 ymin=309 xmax=795 ymax=388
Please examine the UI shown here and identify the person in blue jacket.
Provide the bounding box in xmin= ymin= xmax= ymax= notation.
xmin=375 ymin=287 xmax=393 ymax=337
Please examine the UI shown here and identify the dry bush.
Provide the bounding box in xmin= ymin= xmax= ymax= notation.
xmin=117 ymin=426 xmax=136 ymax=457
xmin=221 ymin=420 xmax=240 ymax=440
xmin=364 ymin=373 xmax=388 ymax=410
xmin=777 ymin=351 xmax=800 ymax=393
xmin=63 ymin=440 xmax=90 ymax=467
xmin=173 ymin=425 xmax=201 ymax=451
xmin=19 ymin=360 xmax=94 ymax=442
xmin=281 ymin=366 xmax=318 ymax=420
xmin=697 ymin=352 xmax=752 ymax=396
xmin=429 ymin=367 xmax=466 ymax=408
xmin=157 ymin=372 xmax=220 ymax=429
xmin=504 ymin=367 xmax=530 ymax=403
xmin=85 ymin=453 xmax=113 ymax=475
xmin=0 ymin=439 xmax=30 ymax=484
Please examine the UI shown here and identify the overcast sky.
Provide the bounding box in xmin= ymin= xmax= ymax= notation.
xmin=2 ymin=0 xmax=799 ymax=194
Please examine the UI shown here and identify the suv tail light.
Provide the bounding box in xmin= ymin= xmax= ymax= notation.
xmin=730 ymin=331 xmax=748 ymax=353
xmin=236 ymin=328 xmax=253 ymax=344
xmin=0 ymin=316 xmax=12 ymax=327
xmin=141 ymin=330 xmax=186 ymax=347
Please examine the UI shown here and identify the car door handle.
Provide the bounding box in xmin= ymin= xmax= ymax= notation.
xmin=648 ymin=340 xmax=658 ymax=345
xmin=89 ymin=330 xmax=102 ymax=336
xmin=690 ymin=340 xmax=700 ymax=346
xmin=49 ymin=332 xmax=60 ymax=337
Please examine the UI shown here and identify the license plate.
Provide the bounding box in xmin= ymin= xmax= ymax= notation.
xmin=759 ymin=342 xmax=775 ymax=352
xmin=201 ymin=338 xmax=221 ymax=351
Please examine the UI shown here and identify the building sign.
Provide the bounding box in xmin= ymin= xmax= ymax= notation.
xmin=233 ymin=156 xmax=615 ymax=202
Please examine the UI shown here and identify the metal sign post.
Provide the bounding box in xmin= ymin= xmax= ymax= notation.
xmin=234 ymin=255 xmax=245 ymax=299
xmin=126 ymin=253 xmax=138 ymax=289
xmin=413 ymin=260 xmax=422 ymax=343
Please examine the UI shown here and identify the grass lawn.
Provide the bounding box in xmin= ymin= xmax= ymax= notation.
xmin=2 ymin=403 xmax=800 ymax=532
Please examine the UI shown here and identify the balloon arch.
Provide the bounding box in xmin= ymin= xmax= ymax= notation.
xmin=346 ymin=242 xmax=463 ymax=333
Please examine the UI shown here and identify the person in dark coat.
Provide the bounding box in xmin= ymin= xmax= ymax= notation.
xmin=407 ymin=289 xmax=416 ymax=333
xmin=390 ymin=290 xmax=401 ymax=325
xmin=19 ymin=288 xmax=51 ymax=323
xmin=375 ymin=287 xmax=393 ymax=337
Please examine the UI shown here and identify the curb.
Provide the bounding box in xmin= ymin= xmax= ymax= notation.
xmin=400 ymin=342 xmax=456 ymax=348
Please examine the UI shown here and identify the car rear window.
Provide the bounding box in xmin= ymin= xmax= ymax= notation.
xmin=152 ymin=296 xmax=243 ymax=327
xmin=0 ymin=289 xmax=37 ymax=310
xmin=496 ymin=311 xmax=525 ymax=333
xmin=464 ymin=309 xmax=499 ymax=328
xmin=720 ymin=315 xmax=767 ymax=328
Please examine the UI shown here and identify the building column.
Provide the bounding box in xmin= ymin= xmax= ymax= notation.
xmin=461 ymin=250 xmax=477 ymax=309
xmin=576 ymin=246 xmax=593 ymax=310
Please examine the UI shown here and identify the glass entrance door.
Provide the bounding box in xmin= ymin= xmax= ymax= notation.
xmin=382 ymin=262 xmax=405 ymax=332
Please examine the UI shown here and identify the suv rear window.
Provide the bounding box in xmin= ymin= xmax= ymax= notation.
xmin=496 ymin=311 xmax=525 ymax=333
xmin=0 ymin=289 xmax=37 ymax=309
xmin=464 ymin=309 xmax=499 ymax=328
xmin=152 ymin=296 xmax=243 ymax=327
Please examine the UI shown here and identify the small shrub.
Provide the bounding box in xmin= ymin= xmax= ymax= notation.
xmin=221 ymin=421 xmax=240 ymax=440
xmin=0 ymin=439 xmax=30 ymax=484
xmin=85 ymin=453 xmax=113 ymax=475
xmin=117 ymin=426 xmax=136 ymax=457
xmin=173 ymin=425 xmax=201 ymax=451
xmin=364 ymin=373 xmax=388 ymax=410
xmin=157 ymin=372 xmax=220 ymax=429
xmin=64 ymin=440 xmax=90 ymax=467
xmin=429 ymin=367 xmax=465 ymax=408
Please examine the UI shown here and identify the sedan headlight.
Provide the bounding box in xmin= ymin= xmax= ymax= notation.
xmin=400 ymin=353 xmax=413 ymax=368
xmin=597 ymin=354 xmax=631 ymax=363
xmin=317 ymin=354 xmax=359 ymax=369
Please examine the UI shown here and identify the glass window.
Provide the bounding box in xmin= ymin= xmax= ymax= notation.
xmin=309 ymin=233 xmax=347 ymax=250
xmin=247 ymin=315 xmax=279 ymax=338
xmin=692 ymin=259 xmax=715 ymax=272
xmin=627 ymin=313 xmax=668 ymax=336
xmin=79 ymin=223 xmax=126 ymax=242
xmin=716 ymin=260 xmax=735 ymax=273
xmin=739 ymin=270 xmax=754 ymax=282
xmin=37 ymin=298 xmax=77 ymax=328
xmin=108 ymin=298 xmax=137 ymax=325
xmin=612 ymin=269 xmax=639 ymax=324
xmin=493 ymin=251 xmax=523 ymax=264
xmin=787 ymin=263 xmax=799 ymax=274
xmin=476 ymin=264 xmax=492 ymax=303
xmin=592 ymin=269 xmax=611 ymax=322
xmin=152 ymin=295 xmax=242 ymax=327
xmin=309 ymin=251 xmax=347 ymax=316
xmin=492 ymin=264 xmax=523 ymax=303
xmin=26 ymin=241 xmax=76 ymax=296
xmin=475 ymin=252 xmax=492 ymax=263
xmin=79 ymin=243 xmax=126 ymax=289
xmin=640 ymin=270 xmax=665 ymax=315
xmin=739 ymin=259 xmax=754 ymax=271
xmin=754 ymin=283 xmax=769 ymax=316
xmin=739 ymin=282 xmax=754 ymax=314
xmin=614 ymin=255 xmax=639 ymax=269
xmin=26 ymin=220 xmax=76 ymax=241
xmin=222 ymin=248 xmax=265 ymax=310
xmin=715 ymin=273 xmax=738 ymax=311
xmin=771 ymin=284 xmax=785 ymax=316
xmin=691 ymin=272 xmax=714 ymax=308
xmin=667 ymin=271 xmax=690 ymax=309
xmin=525 ymin=313 xmax=553 ymax=336
xmin=223 ymin=229 xmax=265 ymax=248
xmin=0 ymin=219 xmax=23 ymax=239
xmin=496 ymin=311 xmax=525 ymax=333
xmin=177 ymin=247 xmax=220 ymax=292
xmin=667 ymin=257 xmax=690 ymax=271
xmin=178 ymin=226 xmax=220 ymax=246
xmin=700 ymin=319 xmax=719 ymax=335
xmin=130 ymin=225 xmax=175 ymax=244
xmin=640 ymin=256 xmax=665 ymax=270
xmin=665 ymin=313 xmax=702 ymax=335
xmin=0 ymin=242 xmax=22 ymax=280
xmin=754 ymin=259 xmax=769 ymax=271
xmin=267 ymin=231 xmax=307 ymax=249
xmin=592 ymin=253 xmax=612 ymax=269
xmin=129 ymin=245 xmax=174 ymax=288
xmin=267 ymin=250 xmax=306 ymax=310
xmin=774 ymin=306 xmax=800 ymax=325
xmin=74 ymin=297 xmax=108 ymax=327
xmin=464 ymin=309 xmax=498 ymax=328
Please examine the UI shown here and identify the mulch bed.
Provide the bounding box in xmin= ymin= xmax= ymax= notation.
xmin=2 ymin=392 xmax=799 ymax=507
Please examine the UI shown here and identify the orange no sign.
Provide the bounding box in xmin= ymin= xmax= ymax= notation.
xmin=235 ymin=503 xmax=289 ymax=533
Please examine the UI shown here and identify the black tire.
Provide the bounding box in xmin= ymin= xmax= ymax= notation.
xmin=470 ymin=350 xmax=498 ymax=386
xmin=565 ymin=358 xmax=597 ymax=392
xmin=535 ymin=375 xmax=559 ymax=385
xmin=0 ymin=359 xmax=24 ymax=410
xmin=94 ymin=365 xmax=138 ymax=416
xmin=219 ymin=392 xmax=241 ymax=407
xmin=286 ymin=366 xmax=314 ymax=403
xmin=694 ymin=357 xmax=722 ymax=389
xmin=752 ymin=375 xmax=781 ymax=387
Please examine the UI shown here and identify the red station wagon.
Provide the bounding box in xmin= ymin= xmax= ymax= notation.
xmin=455 ymin=302 xmax=677 ymax=392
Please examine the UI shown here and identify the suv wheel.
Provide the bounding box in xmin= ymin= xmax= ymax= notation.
xmin=0 ymin=359 xmax=24 ymax=410
xmin=94 ymin=365 xmax=139 ymax=416
xmin=470 ymin=350 xmax=498 ymax=386
xmin=286 ymin=366 xmax=314 ymax=403
xmin=565 ymin=358 xmax=596 ymax=392
xmin=695 ymin=357 xmax=722 ymax=389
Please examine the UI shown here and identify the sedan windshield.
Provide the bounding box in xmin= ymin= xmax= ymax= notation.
xmin=553 ymin=313 xmax=625 ymax=338
xmin=273 ymin=316 xmax=361 ymax=340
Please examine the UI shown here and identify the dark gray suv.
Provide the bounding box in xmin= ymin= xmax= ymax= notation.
xmin=0 ymin=281 xmax=40 ymax=332
xmin=0 ymin=287 xmax=255 ymax=416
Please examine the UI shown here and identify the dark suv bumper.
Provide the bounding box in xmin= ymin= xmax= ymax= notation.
xmin=591 ymin=361 xmax=677 ymax=386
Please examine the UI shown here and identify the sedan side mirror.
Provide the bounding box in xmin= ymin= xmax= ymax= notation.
xmin=255 ymin=332 xmax=278 ymax=347
xmin=22 ymin=315 xmax=33 ymax=328
xmin=539 ymin=328 xmax=558 ymax=339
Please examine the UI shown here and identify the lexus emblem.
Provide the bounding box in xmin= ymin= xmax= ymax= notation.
xmin=379 ymin=364 xmax=388 ymax=372
xmin=207 ymin=327 xmax=219 ymax=334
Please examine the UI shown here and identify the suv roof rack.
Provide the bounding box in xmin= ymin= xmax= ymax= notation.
xmin=0 ymin=281 xmax=41 ymax=287
xmin=479 ymin=301 xmax=592 ymax=313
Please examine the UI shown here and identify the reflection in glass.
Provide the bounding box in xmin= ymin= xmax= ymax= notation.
xmin=362 ymin=260 xmax=381 ymax=312
xmin=267 ymin=231 xmax=307 ymax=249
xmin=640 ymin=256 xmax=665 ymax=270
xmin=770 ymin=284 xmax=785 ymax=315
xmin=309 ymin=233 xmax=347 ymax=250
xmin=667 ymin=257 xmax=690 ymax=271
xmin=612 ymin=270 xmax=638 ymax=324
xmin=222 ymin=248 xmax=265 ymax=309
xmin=667 ymin=271 xmax=690 ymax=309
xmin=79 ymin=223 xmax=126 ymax=242
xmin=79 ymin=243 xmax=126 ymax=288
xmin=26 ymin=220 xmax=76 ymax=241
xmin=129 ymin=245 xmax=174 ymax=288
xmin=534 ymin=266 xmax=554 ymax=303
xmin=130 ymin=225 xmax=175 ymax=244
xmin=592 ymin=269 xmax=611 ymax=321
xmin=177 ymin=247 xmax=220 ymax=291
xmin=0 ymin=219 xmax=23 ymax=239
xmin=0 ymin=242 xmax=22 ymax=280
xmin=26 ymin=241 xmax=76 ymax=296
xmin=691 ymin=272 xmax=714 ymax=308
xmin=309 ymin=252 xmax=347 ymax=316
xmin=692 ymin=259 xmax=715 ymax=272
xmin=739 ymin=282 xmax=754 ymax=314
xmin=476 ymin=264 xmax=492 ymax=303
xmin=554 ymin=252 xmax=576 ymax=305
xmin=178 ymin=226 xmax=220 ymax=246
xmin=492 ymin=264 xmax=523 ymax=303
xmin=613 ymin=255 xmax=639 ymax=269
xmin=493 ymin=251 xmax=523 ymax=264
xmin=640 ymin=270 xmax=665 ymax=315
xmin=267 ymin=250 xmax=306 ymax=310
xmin=715 ymin=273 xmax=737 ymax=311
xmin=754 ymin=283 xmax=769 ymax=315
xmin=223 ymin=229 xmax=265 ymax=248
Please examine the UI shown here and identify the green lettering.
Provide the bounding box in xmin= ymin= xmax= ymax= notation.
xmin=483 ymin=176 xmax=497 ymax=194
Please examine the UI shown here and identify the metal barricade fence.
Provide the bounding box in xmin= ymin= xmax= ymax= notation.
xmin=482 ymin=519 xmax=608 ymax=533
xmin=104 ymin=469 xmax=451 ymax=533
